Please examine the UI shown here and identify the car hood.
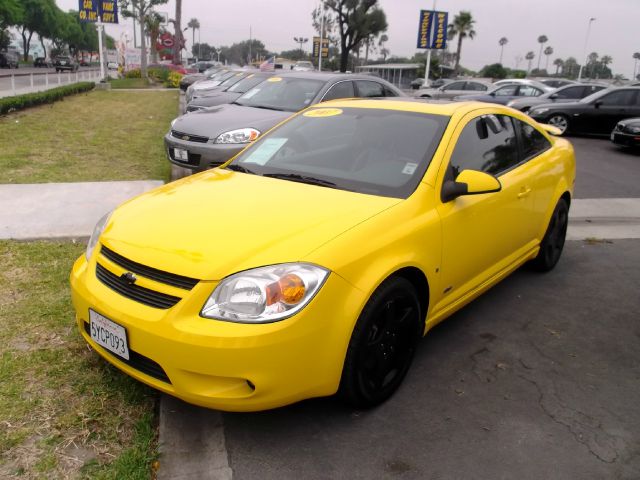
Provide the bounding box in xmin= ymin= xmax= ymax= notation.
xmin=191 ymin=91 xmax=241 ymax=108
xmin=171 ymin=103 xmax=291 ymax=138
xmin=100 ymin=169 xmax=400 ymax=280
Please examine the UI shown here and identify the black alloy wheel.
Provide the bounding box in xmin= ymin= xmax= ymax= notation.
xmin=531 ymin=198 xmax=569 ymax=272
xmin=546 ymin=114 xmax=569 ymax=135
xmin=340 ymin=277 xmax=422 ymax=408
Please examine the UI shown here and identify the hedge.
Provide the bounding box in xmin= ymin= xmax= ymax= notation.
xmin=0 ymin=82 xmax=95 ymax=115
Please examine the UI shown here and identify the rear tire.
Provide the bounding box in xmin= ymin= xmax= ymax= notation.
xmin=530 ymin=198 xmax=569 ymax=272
xmin=546 ymin=114 xmax=569 ymax=136
xmin=339 ymin=277 xmax=422 ymax=409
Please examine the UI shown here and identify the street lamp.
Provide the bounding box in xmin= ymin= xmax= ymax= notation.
xmin=294 ymin=37 xmax=309 ymax=56
xmin=577 ymin=17 xmax=596 ymax=82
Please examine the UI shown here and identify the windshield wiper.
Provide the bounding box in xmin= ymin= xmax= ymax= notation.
xmin=263 ymin=173 xmax=337 ymax=188
xmin=225 ymin=164 xmax=256 ymax=174
xmin=250 ymin=104 xmax=287 ymax=111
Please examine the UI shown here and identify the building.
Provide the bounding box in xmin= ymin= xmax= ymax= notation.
xmin=355 ymin=63 xmax=421 ymax=89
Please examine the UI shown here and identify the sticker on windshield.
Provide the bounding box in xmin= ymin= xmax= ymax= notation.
xmin=268 ymin=77 xmax=283 ymax=82
xmin=402 ymin=162 xmax=418 ymax=175
xmin=303 ymin=108 xmax=343 ymax=118
xmin=243 ymin=138 xmax=288 ymax=165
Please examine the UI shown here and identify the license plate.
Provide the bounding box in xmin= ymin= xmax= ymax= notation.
xmin=89 ymin=309 xmax=130 ymax=360
xmin=174 ymin=148 xmax=189 ymax=161
xmin=60 ymin=61 xmax=66 ymax=65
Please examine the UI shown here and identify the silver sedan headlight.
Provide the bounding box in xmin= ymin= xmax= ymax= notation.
xmin=201 ymin=263 xmax=329 ymax=323
xmin=214 ymin=128 xmax=260 ymax=144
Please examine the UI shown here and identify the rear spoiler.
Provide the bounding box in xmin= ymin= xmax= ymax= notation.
xmin=539 ymin=123 xmax=562 ymax=136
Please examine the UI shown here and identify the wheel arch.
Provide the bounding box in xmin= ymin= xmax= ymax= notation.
xmin=387 ymin=266 xmax=430 ymax=333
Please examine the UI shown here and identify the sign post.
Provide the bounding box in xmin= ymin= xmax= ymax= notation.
xmin=417 ymin=4 xmax=448 ymax=85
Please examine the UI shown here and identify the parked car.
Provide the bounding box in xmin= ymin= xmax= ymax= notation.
xmin=72 ymin=99 xmax=575 ymax=411
xmin=507 ymin=83 xmax=606 ymax=112
xmin=528 ymin=87 xmax=640 ymax=136
xmin=410 ymin=78 xmax=425 ymax=89
xmin=292 ymin=61 xmax=314 ymax=72
xmin=54 ymin=56 xmax=79 ymax=72
xmin=493 ymin=79 xmax=555 ymax=92
xmin=185 ymin=69 xmax=239 ymax=102
xmin=454 ymin=82 xmax=549 ymax=105
xmin=180 ymin=66 xmax=227 ymax=91
xmin=0 ymin=50 xmax=19 ymax=69
xmin=186 ymin=61 xmax=218 ymax=74
xmin=414 ymin=79 xmax=492 ymax=99
xmin=33 ymin=57 xmax=52 ymax=68
xmin=167 ymin=72 xmax=404 ymax=171
xmin=186 ymin=72 xmax=275 ymax=112
xmin=610 ymin=118 xmax=640 ymax=148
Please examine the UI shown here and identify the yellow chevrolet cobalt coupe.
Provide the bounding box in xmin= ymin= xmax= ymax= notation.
xmin=71 ymin=99 xmax=575 ymax=411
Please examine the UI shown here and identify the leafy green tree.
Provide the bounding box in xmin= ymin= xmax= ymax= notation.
xmin=448 ymin=11 xmax=476 ymax=73
xmin=563 ymin=57 xmax=578 ymax=79
xmin=191 ymin=42 xmax=216 ymax=60
xmin=279 ymin=48 xmax=308 ymax=61
xmin=16 ymin=0 xmax=58 ymax=61
xmin=145 ymin=11 xmax=164 ymax=62
xmin=480 ymin=63 xmax=507 ymax=79
xmin=536 ymin=34 xmax=547 ymax=71
xmin=324 ymin=0 xmax=388 ymax=72
xmin=120 ymin=0 xmax=168 ymax=77
xmin=187 ymin=17 xmax=199 ymax=55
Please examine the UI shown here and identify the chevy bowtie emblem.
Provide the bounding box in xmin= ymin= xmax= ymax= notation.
xmin=121 ymin=272 xmax=137 ymax=285
xmin=181 ymin=135 xmax=190 ymax=141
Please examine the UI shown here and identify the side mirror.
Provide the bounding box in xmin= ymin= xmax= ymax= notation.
xmin=441 ymin=170 xmax=502 ymax=203
xmin=549 ymin=93 xmax=558 ymax=99
xmin=594 ymin=100 xmax=603 ymax=108
xmin=489 ymin=91 xmax=496 ymax=96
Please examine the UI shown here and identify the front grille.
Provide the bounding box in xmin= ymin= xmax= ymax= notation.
xmin=171 ymin=129 xmax=209 ymax=143
xmin=84 ymin=322 xmax=171 ymax=384
xmin=100 ymin=245 xmax=198 ymax=290
xmin=96 ymin=263 xmax=181 ymax=309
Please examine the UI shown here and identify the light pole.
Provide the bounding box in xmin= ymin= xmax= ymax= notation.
xmin=294 ymin=37 xmax=309 ymax=57
xmin=577 ymin=17 xmax=596 ymax=81
xmin=424 ymin=0 xmax=437 ymax=85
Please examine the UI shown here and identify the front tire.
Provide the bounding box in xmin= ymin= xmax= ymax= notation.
xmin=339 ymin=277 xmax=422 ymax=408
xmin=531 ymin=198 xmax=569 ymax=272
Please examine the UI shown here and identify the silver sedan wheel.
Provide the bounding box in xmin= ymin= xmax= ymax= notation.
xmin=547 ymin=114 xmax=568 ymax=134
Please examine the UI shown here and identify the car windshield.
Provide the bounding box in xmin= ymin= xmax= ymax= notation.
xmin=227 ymin=74 xmax=271 ymax=93
xmin=218 ymin=73 xmax=247 ymax=88
xmin=234 ymin=77 xmax=325 ymax=112
xmin=228 ymin=107 xmax=449 ymax=198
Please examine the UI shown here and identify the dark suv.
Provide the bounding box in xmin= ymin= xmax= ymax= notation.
xmin=0 ymin=50 xmax=19 ymax=69
xmin=34 ymin=57 xmax=52 ymax=68
xmin=54 ymin=56 xmax=79 ymax=72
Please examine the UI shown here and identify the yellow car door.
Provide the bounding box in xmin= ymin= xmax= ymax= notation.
xmin=432 ymin=112 xmax=539 ymax=316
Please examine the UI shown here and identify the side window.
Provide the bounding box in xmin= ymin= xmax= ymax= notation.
xmin=443 ymin=81 xmax=465 ymax=91
xmin=355 ymin=80 xmax=384 ymax=98
xmin=519 ymin=86 xmax=542 ymax=97
xmin=516 ymin=120 xmax=551 ymax=160
xmin=449 ymin=114 xmax=519 ymax=177
xmin=555 ymin=86 xmax=583 ymax=99
xmin=599 ymin=90 xmax=635 ymax=106
xmin=494 ymin=85 xmax=518 ymax=96
xmin=464 ymin=82 xmax=486 ymax=91
xmin=323 ymin=81 xmax=355 ymax=101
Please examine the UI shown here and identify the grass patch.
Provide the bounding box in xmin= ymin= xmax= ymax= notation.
xmin=0 ymin=89 xmax=178 ymax=183
xmin=109 ymin=78 xmax=151 ymax=89
xmin=0 ymin=240 xmax=159 ymax=479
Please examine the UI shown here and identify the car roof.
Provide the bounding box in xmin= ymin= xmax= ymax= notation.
xmin=274 ymin=71 xmax=393 ymax=83
xmin=309 ymin=98 xmax=505 ymax=117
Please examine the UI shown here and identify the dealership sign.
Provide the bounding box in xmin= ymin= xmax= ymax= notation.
xmin=417 ymin=10 xmax=448 ymax=50
xmin=78 ymin=0 xmax=119 ymax=23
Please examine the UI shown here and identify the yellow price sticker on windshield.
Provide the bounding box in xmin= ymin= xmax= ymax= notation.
xmin=303 ymin=108 xmax=343 ymax=118
xmin=268 ymin=77 xmax=283 ymax=82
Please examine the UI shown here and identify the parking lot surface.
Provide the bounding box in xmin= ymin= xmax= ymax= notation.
xmin=222 ymin=239 xmax=640 ymax=480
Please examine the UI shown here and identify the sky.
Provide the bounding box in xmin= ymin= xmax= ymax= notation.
xmin=56 ymin=0 xmax=640 ymax=79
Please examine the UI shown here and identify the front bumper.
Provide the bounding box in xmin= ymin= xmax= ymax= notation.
xmin=164 ymin=132 xmax=245 ymax=171
xmin=611 ymin=131 xmax=640 ymax=147
xmin=70 ymin=252 xmax=365 ymax=411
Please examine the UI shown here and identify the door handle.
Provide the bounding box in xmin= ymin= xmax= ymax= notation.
xmin=517 ymin=187 xmax=532 ymax=199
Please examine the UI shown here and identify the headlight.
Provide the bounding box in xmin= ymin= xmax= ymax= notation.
xmin=506 ymin=100 xmax=515 ymax=107
xmin=215 ymin=128 xmax=260 ymax=144
xmin=170 ymin=118 xmax=178 ymax=128
xmin=201 ymin=263 xmax=329 ymax=323
xmin=86 ymin=211 xmax=111 ymax=260
xmin=531 ymin=108 xmax=549 ymax=115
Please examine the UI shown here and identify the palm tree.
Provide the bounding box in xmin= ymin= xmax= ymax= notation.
xmin=536 ymin=35 xmax=548 ymax=71
xmin=587 ymin=51 xmax=598 ymax=78
xmin=498 ymin=37 xmax=508 ymax=64
xmin=633 ymin=52 xmax=640 ymax=80
xmin=553 ymin=58 xmax=564 ymax=75
xmin=544 ymin=46 xmax=553 ymax=72
xmin=525 ymin=51 xmax=535 ymax=75
xmin=145 ymin=12 xmax=164 ymax=63
xmin=187 ymin=18 xmax=200 ymax=58
xmin=172 ymin=0 xmax=182 ymax=65
xmin=378 ymin=34 xmax=388 ymax=61
xmin=448 ymin=11 xmax=476 ymax=73
xmin=600 ymin=55 xmax=613 ymax=79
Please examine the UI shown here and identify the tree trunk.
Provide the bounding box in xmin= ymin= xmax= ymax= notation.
xmin=454 ymin=35 xmax=463 ymax=73
xmin=173 ymin=0 xmax=182 ymax=65
xmin=339 ymin=38 xmax=349 ymax=72
xmin=537 ymin=44 xmax=543 ymax=71
xmin=139 ymin=10 xmax=148 ymax=78
xmin=21 ymin=29 xmax=33 ymax=62
xmin=39 ymin=35 xmax=46 ymax=59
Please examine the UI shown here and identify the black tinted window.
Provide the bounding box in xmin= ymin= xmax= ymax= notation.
xmin=444 ymin=81 xmax=465 ymax=90
xmin=449 ymin=115 xmax=519 ymax=177
xmin=555 ymin=86 xmax=584 ymax=99
xmin=517 ymin=120 xmax=551 ymax=160
xmin=323 ymin=81 xmax=355 ymax=101
xmin=465 ymin=82 xmax=488 ymax=91
xmin=600 ymin=90 xmax=635 ymax=106
xmin=355 ymin=81 xmax=384 ymax=98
